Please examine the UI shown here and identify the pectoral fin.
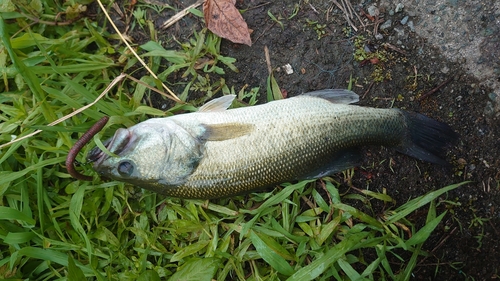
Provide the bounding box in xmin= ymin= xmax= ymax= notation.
xmin=198 ymin=95 xmax=236 ymax=112
xmin=203 ymin=123 xmax=254 ymax=141
xmin=303 ymin=89 xmax=359 ymax=104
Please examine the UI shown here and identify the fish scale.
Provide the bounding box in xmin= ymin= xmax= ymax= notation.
xmin=89 ymin=90 xmax=457 ymax=199
xmin=172 ymin=100 xmax=403 ymax=198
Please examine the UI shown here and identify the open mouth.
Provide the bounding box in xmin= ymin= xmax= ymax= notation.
xmin=87 ymin=128 xmax=135 ymax=166
xmin=87 ymin=138 xmax=112 ymax=163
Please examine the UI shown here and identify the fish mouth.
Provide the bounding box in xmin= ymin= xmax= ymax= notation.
xmin=87 ymin=128 xmax=136 ymax=168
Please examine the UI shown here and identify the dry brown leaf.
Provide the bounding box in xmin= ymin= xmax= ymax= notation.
xmin=203 ymin=0 xmax=252 ymax=46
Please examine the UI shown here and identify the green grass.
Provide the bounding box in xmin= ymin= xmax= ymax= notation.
xmin=0 ymin=2 xmax=467 ymax=280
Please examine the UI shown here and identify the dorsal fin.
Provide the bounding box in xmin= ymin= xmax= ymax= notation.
xmin=303 ymin=89 xmax=359 ymax=104
xmin=198 ymin=95 xmax=236 ymax=112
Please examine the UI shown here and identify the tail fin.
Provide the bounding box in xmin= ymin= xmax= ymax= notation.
xmin=397 ymin=111 xmax=458 ymax=165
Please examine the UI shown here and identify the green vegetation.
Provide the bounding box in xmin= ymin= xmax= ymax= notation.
xmin=305 ymin=19 xmax=327 ymax=40
xmin=353 ymin=35 xmax=393 ymax=82
xmin=0 ymin=2 xmax=466 ymax=280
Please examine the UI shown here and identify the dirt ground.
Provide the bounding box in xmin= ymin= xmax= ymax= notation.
xmin=108 ymin=0 xmax=499 ymax=279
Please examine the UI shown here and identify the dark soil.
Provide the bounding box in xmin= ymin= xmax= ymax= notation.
xmin=111 ymin=0 xmax=500 ymax=279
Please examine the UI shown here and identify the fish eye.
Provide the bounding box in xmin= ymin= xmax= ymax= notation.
xmin=118 ymin=160 xmax=135 ymax=177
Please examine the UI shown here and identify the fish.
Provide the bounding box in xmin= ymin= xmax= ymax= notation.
xmin=88 ymin=89 xmax=458 ymax=199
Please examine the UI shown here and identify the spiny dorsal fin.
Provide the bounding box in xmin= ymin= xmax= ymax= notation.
xmin=203 ymin=123 xmax=254 ymax=141
xmin=303 ymin=89 xmax=359 ymax=104
xmin=198 ymin=95 xmax=236 ymax=112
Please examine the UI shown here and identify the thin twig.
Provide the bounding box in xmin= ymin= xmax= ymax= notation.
xmin=382 ymin=43 xmax=407 ymax=55
xmin=264 ymin=46 xmax=272 ymax=75
xmin=418 ymin=76 xmax=454 ymax=102
xmin=332 ymin=0 xmax=358 ymax=32
xmin=246 ymin=1 xmax=272 ymax=11
xmin=417 ymin=227 xmax=457 ymax=266
xmin=349 ymin=1 xmax=366 ymax=30
xmin=362 ymin=81 xmax=375 ymax=99
xmin=160 ymin=0 xmax=204 ymax=30
xmin=124 ymin=74 xmax=185 ymax=103
xmin=309 ymin=3 xmax=319 ymax=14
xmin=254 ymin=21 xmax=277 ymax=44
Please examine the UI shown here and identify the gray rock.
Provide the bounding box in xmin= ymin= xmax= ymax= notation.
xmin=401 ymin=16 xmax=409 ymax=25
xmin=394 ymin=27 xmax=405 ymax=38
xmin=395 ymin=3 xmax=404 ymax=13
xmin=489 ymin=92 xmax=498 ymax=102
xmin=407 ymin=20 xmax=415 ymax=32
xmin=484 ymin=101 xmax=495 ymax=116
xmin=380 ymin=20 xmax=392 ymax=30
xmin=368 ymin=5 xmax=380 ymax=17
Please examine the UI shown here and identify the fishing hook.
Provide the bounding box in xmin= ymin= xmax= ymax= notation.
xmin=66 ymin=116 xmax=109 ymax=181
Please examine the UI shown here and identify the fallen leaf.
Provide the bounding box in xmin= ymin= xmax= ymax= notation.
xmin=203 ymin=0 xmax=252 ymax=46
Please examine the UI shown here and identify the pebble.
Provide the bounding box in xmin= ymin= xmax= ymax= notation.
xmin=407 ymin=20 xmax=415 ymax=32
xmin=380 ymin=20 xmax=392 ymax=30
xmin=400 ymin=16 xmax=409 ymax=25
xmin=283 ymin=64 xmax=293 ymax=75
xmin=484 ymin=101 xmax=495 ymax=116
xmin=394 ymin=27 xmax=405 ymax=38
xmin=368 ymin=5 xmax=379 ymax=17
xmin=375 ymin=33 xmax=384 ymax=40
xmin=488 ymin=92 xmax=497 ymax=102
xmin=395 ymin=3 xmax=404 ymax=13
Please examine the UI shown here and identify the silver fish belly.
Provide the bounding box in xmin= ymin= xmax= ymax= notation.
xmin=89 ymin=89 xmax=457 ymax=199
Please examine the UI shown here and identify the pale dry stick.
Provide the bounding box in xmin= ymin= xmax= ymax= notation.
xmin=96 ymin=0 xmax=181 ymax=103
xmin=345 ymin=0 xmax=365 ymax=30
xmin=309 ymin=3 xmax=319 ymax=14
xmin=160 ymin=0 xmax=204 ymax=30
xmin=124 ymin=74 xmax=181 ymax=102
xmin=264 ymin=46 xmax=272 ymax=75
xmin=332 ymin=0 xmax=357 ymax=32
xmin=0 ymin=73 xmax=127 ymax=150
xmin=340 ymin=0 xmax=353 ymax=20
xmin=332 ymin=0 xmax=365 ymax=32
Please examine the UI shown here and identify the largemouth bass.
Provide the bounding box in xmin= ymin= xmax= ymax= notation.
xmin=88 ymin=89 xmax=457 ymax=199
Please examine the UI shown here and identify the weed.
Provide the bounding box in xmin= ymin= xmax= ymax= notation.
xmin=267 ymin=10 xmax=284 ymax=29
xmin=305 ymin=19 xmax=327 ymax=40
xmin=352 ymin=36 xmax=395 ymax=83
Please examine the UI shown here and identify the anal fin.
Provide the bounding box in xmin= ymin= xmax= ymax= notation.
xmin=302 ymin=149 xmax=362 ymax=180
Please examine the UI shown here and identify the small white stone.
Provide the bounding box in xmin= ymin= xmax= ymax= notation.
xmin=283 ymin=64 xmax=293 ymax=75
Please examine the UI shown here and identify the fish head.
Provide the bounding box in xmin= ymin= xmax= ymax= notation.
xmin=88 ymin=118 xmax=205 ymax=187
